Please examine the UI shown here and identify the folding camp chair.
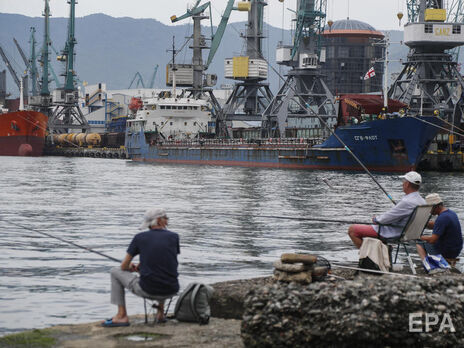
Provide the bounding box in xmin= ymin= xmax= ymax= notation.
xmin=378 ymin=204 xmax=434 ymax=274
xmin=143 ymin=293 xmax=176 ymax=324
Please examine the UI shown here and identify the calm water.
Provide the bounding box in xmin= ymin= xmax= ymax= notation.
xmin=0 ymin=156 xmax=463 ymax=334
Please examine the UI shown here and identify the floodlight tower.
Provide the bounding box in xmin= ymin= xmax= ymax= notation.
xmin=220 ymin=0 xmax=274 ymax=137
xmin=262 ymin=0 xmax=336 ymax=138
xmin=48 ymin=0 xmax=89 ymax=134
xmin=389 ymin=0 xmax=464 ymax=128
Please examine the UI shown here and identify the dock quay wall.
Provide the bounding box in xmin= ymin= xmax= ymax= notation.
xmin=44 ymin=145 xmax=128 ymax=159
xmin=418 ymin=152 xmax=464 ymax=171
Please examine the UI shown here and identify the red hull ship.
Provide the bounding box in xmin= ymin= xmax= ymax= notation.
xmin=0 ymin=110 xmax=48 ymax=156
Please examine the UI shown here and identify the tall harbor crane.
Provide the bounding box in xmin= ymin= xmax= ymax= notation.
xmin=48 ymin=0 xmax=89 ymax=134
xmin=13 ymin=34 xmax=40 ymax=97
xmin=262 ymin=0 xmax=336 ymax=138
xmin=29 ymin=0 xmax=53 ymax=114
xmin=219 ymin=0 xmax=274 ymax=137
xmin=168 ymin=0 xmax=232 ymax=119
xmin=0 ymin=45 xmax=28 ymax=100
xmin=389 ymin=0 xmax=464 ymax=131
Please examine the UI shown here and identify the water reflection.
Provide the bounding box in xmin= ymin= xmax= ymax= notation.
xmin=0 ymin=157 xmax=463 ymax=334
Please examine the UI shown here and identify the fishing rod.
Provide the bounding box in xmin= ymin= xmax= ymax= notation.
xmin=173 ymin=211 xmax=404 ymax=228
xmin=0 ymin=218 xmax=120 ymax=263
xmin=173 ymin=211 xmax=373 ymax=225
xmin=208 ymin=3 xmax=396 ymax=205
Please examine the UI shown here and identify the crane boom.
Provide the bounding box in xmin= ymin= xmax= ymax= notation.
xmin=0 ymin=45 xmax=21 ymax=88
xmin=170 ymin=0 xmax=209 ymax=23
xmin=13 ymin=38 xmax=29 ymax=68
xmin=148 ymin=64 xmax=159 ymax=88
xmin=206 ymin=0 xmax=235 ymax=69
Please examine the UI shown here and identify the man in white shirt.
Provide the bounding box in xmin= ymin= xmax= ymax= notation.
xmin=348 ymin=171 xmax=426 ymax=248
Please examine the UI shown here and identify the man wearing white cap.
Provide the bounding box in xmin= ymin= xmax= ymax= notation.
xmin=102 ymin=208 xmax=180 ymax=327
xmin=348 ymin=171 xmax=426 ymax=248
xmin=416 ymin=193 xmax=463 ymax=260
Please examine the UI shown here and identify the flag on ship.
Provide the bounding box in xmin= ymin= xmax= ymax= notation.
xmin=363 ymin=67 xmax=376 ymax=80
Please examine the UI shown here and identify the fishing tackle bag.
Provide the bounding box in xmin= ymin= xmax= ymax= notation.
xmin=174 ymin=282 xmax=214 ymax=325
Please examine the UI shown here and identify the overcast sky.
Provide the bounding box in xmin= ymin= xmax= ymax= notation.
xmin=0 ymin=0 xmax=407 ymax=30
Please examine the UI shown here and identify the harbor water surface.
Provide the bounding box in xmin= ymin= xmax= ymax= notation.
xmin=1 ymin=156 xmax=463 ymax=334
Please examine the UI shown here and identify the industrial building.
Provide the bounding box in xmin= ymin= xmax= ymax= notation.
xmin=321 ymin=19 xmax=385 ymax=94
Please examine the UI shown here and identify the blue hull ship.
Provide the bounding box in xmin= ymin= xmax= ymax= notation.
xmin=125 ymin=116 xmax=441 ymax=172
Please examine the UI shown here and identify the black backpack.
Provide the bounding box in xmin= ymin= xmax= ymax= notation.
xmin=174 ymin=283 xmax=214 ymax=325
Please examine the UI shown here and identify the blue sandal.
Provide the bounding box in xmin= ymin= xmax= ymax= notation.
xmin=101 ymin=318 xmax=130 ymax=327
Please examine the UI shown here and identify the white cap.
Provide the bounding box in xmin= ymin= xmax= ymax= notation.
xmin=399 ymin=171 xmax=422 ymax=185
xmin=426 ymin=193 xmax=443 ymax=206
xmin=139 ymin=208 xmax=167 ymax=230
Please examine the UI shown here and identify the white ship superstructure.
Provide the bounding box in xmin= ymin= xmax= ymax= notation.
xmin=128 ymin=91 xmax=214 ymax=139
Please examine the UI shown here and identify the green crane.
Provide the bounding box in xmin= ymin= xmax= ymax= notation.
xmin=128 ymin=65 xmax=158 ymax=89
xmin=28 ymin=29 xmax=39 ymax=96
xmin=62 ymin=0 xmax=77 ymax=92
xmin=206 ymin=0 xmax=235 ymax=68
xmin=291 ymin=0 xmax=327 ymax=60
xmin=40 ymin=0 xmax=51 ymax=97
xmin=48 ymin=0 xmax=89 ymax=134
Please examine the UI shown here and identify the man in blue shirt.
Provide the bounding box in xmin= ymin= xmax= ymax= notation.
xmin=417 ymin=193 xmax=463 ymax=260
xmin=102 ymin=208 xmax=180 ymax=327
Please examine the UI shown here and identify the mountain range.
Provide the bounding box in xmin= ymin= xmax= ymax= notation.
xmin=0 ymin=12 xmax=428 ymax=97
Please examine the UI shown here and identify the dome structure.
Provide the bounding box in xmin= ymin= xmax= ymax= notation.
xmin=321 ymin=18 xmax=385 ymax=94
xmin=323 ymin=19 xmax=384 ymax=38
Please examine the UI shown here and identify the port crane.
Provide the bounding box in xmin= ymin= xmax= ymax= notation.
xmin=389 ymin=0 xmax=464 ymax=131
xmin=0 ymin=44 xmax=28 ymax=100
xmin=218 ymin=0 xmax=275 ymax=137
xmin=168 ymin=0 xmax=233 ymax=122
xmin=128 ymin=65 xmax=159 ymax=89
xmin=13 ymin=35 xmax=40 ymax=97
xmin=262 ymin=0 xmax=336 ymax=138
xmin=48 ymin=0 xmax=89 ymax=134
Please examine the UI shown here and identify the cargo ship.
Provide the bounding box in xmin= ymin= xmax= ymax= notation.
xmin=0 ymin=108 xmax=48 ymax=156
xmin=125 ymin=94 xmax=442 ymax=172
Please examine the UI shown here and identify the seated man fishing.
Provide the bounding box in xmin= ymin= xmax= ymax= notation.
xmin=348 ymin=171 xmax=425 ymax=248
xmin=102 ymin=208 xmax=180 ymax=327
xmin=416 ymin=193 xmax=463 ymax=261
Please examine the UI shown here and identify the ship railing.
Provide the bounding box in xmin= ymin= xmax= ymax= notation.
xmin=156 ymin=137 xmax=325 ymax=147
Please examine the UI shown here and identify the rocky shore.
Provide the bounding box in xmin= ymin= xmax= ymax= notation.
xmin=2 ymin=269 xmax=463 ymax=347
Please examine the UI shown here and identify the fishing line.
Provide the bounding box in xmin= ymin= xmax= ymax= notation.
xmin=2 ymin=219 xmax=421 ymax=278
xmin=208 ymin=2 xmax=397 ymax=205
xmin=0 ymin=218 xmax=120 ymax=263
xmin=170 ymin=210 xmax=405 ymax=227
